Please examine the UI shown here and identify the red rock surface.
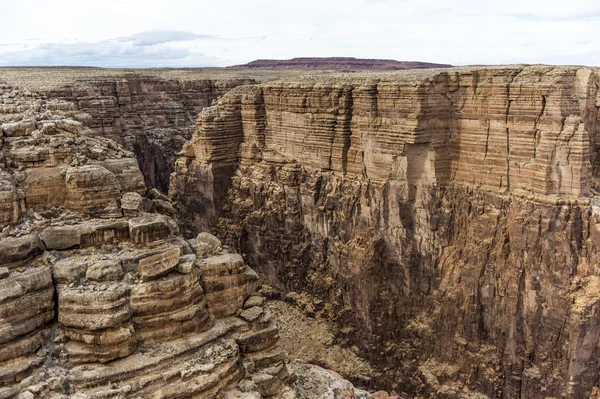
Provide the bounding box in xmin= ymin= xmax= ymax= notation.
xmin=230 ymin=57 xmax=452 ymax=70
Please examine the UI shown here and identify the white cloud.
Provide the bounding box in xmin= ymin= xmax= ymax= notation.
xmin=115 ymin=30 xmax=218 ymax=47
xmin=0 ymin=0 xmax=598 ymax=67
xmin=0 ymin=31 xmax=225 ymax=67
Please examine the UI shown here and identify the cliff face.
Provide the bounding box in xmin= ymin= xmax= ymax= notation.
xmin=171 ymin=66 xmax=600 ymax=398
xmin=40 ymin=74 xmax=254 ymax=193
xmin=0 ymin=81 xmax=301 ymax=399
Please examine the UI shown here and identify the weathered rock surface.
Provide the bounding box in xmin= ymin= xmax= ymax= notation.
xmin=171 ymin=66 xmax=600 ymax=398
xmin=0 ymin=80 xmax=294 ymax=399
xmin=0 ymin=70 xmax=255 ymax=193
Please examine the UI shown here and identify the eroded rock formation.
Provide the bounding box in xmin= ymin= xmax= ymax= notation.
xmin=0 ymin=68 xmax=257 ymax=193
xmin=171 ymin=66 xmax=600 ymax=398
xmin=45 ymin=74 xmax=254 ymax=193
xmin=0 ymin=81 xmax=299 ymax=399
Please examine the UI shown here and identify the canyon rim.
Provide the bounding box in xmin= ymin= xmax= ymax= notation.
xmin=0 ymin=62 xmax=600 ymax=399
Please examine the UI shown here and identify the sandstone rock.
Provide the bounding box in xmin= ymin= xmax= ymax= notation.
xmin=101 ymin=158 xmax=146 ymax=195
xmin=244 ymin=295 xmax=266 ymax=309
xmin=2 ymin=119 xmax=36 ymax=137
xmin=371 ymin=391 xmax=389 ymax=399
xmin=138 ymin=246 xmax=181 ymax=281
xmin=236 ymin=325 xmax=279 ymax=353
xmin=0 ymin=233 xmax=43 ymax=267
xmin=177 ymin=254 xmax=196 ymax=274
xmin=121 ymin=192 xmax=143 ymax=216
xmin=28 ymin=72 xmax=254 ymax=193
xmin=201 ymin=254 xmax=257 ymax=318
xmin=239 ymin=306 xmax=264 ymax=323
xmin=85 ymin=260 xmax=123 ymax=282
xmin=190 ymin=232 xmax=222 ymax=257
xmin=151 ymin=198 xmax=175 ymax=215
xmin=64 ymin=165 xmax=122 ymax=217
xmin=169 ymin=66 xmax=600 ymax=398
xmin=129 ymin=217 xmax=172 ymax=245
xmin=17 ymin=391 xmax=34 ymax=399
xmin=148 ymin=188 xmax=170 ymax=202
xmin=41 ymin=221 xmax=130 ymax=250
xmin=52 ymin=258 xmax=89 ymax=284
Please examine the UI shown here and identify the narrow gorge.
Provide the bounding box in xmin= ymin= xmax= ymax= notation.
xmin=2 ymin=65 xmax=600 ymax=399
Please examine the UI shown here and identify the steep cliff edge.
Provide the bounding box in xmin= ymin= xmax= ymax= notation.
xmin=0 ymin=68 xmax=258 ymax=193
xmin=170 ymin=66 xmax=600 ymax=398
xmin=0 ymin=80 xmax=314 ymax=399
xmin=44 ymin=74 xmax=253 ymax=193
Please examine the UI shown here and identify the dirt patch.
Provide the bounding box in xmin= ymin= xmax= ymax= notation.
xmin=265 ymin=299 xmax=376 ymax=386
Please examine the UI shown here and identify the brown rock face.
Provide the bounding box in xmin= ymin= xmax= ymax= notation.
xmin=0 ymin=69 xmax=255 ymax=193
xmin=50 ymin=75 xmax=255 ymax=193
xmin=171 ymin=66 xmax=600 ymax=398
xmin=0 ymin=80 xmax=293 ymax=398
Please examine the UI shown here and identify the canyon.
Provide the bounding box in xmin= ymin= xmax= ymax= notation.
xmin=0 ymin=71 xmax=370 ymax=399
xmin=1 ymin=65 xmax=600 ymax=399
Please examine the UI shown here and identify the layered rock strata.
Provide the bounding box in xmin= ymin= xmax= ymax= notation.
xmin=0 ymin=69 xmax=255 ymax=193
xmin=43 ymin=74 xmax=254 ymax=193
xmin=171 ymin=66 xmax=600 ymax=398
xmin=0 ymin=81 xmax=295 ymax=399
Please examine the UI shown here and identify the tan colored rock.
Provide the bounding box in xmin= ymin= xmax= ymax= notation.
xmin=138 ymin=246 xmax=180 ymax=281
xmin=169 ymin=66 xmax=600 ymax=398
xmin=196 ymin=232 xmax=222 ymax=254
xmin=236 ymin=325 xmax=280 ymax=353
xmin=200 ymin=253 xmax=257 ymax=318
xmin=101 ymin=158 xmax=146 ymax=195
xmin=120 ymin=192 xmax=143 ymax=217
xmin=244 ymin=295 xmax=266 ymax=309
xmin=0 ymin=73 xmax=297 ymax=398
xmin=128 ymin=216 xmax=172 ymax=245
xmin=2 ymin=119 xmax=36 ymax=137
xmin=85 ymin=260 xmax=123 ymax=282
xmin=64 ymin=165 xmax=122 ymax=217
xmin=177 ymin=254 xmax=196 ymax=274
xmin=0 ymin=234 xmax=44 ymax=268
xmin=40 ymin=220 xmax=130 ymax=250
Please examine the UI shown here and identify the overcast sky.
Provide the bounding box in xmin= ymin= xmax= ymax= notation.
xmin=1 ymin=0 xmax=599 ymax=67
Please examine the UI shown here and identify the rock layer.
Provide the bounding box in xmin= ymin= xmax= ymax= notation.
xmin=43 ymin=74 xmax=255 ymax=193
xmin=0 ymin=80 xmax=295 ymax=399
xmin=171 ymin=66 xmax=600 ymax=398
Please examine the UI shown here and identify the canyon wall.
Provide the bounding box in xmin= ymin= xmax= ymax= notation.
xmin=0 ymin=81 xmax=300 ymax=399
xmin=171 ymin=66 xmax=600 ymax=398
xmin=42 ymin=73 xmax=254 ymax=193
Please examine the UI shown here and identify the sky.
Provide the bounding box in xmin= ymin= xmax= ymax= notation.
xmin=0 ymin=0 xmax=599 ymax=67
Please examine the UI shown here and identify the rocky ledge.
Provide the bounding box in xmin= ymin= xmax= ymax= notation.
xmin=0 ymin=80 xmax=302 ymax=399
xmin=170 ymin=65 xmax=600 ymax=398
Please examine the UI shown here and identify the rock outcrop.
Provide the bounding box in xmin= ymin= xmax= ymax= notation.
xmin=0 ymin=68 xmax=256 ymax=193
xmin=0 ymin=80 xmax=297 ymax=399
xmin=46 ymin=74 xmax=254 ymax=193
xmin=171 ymin=66 xmax=600 ymax=398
